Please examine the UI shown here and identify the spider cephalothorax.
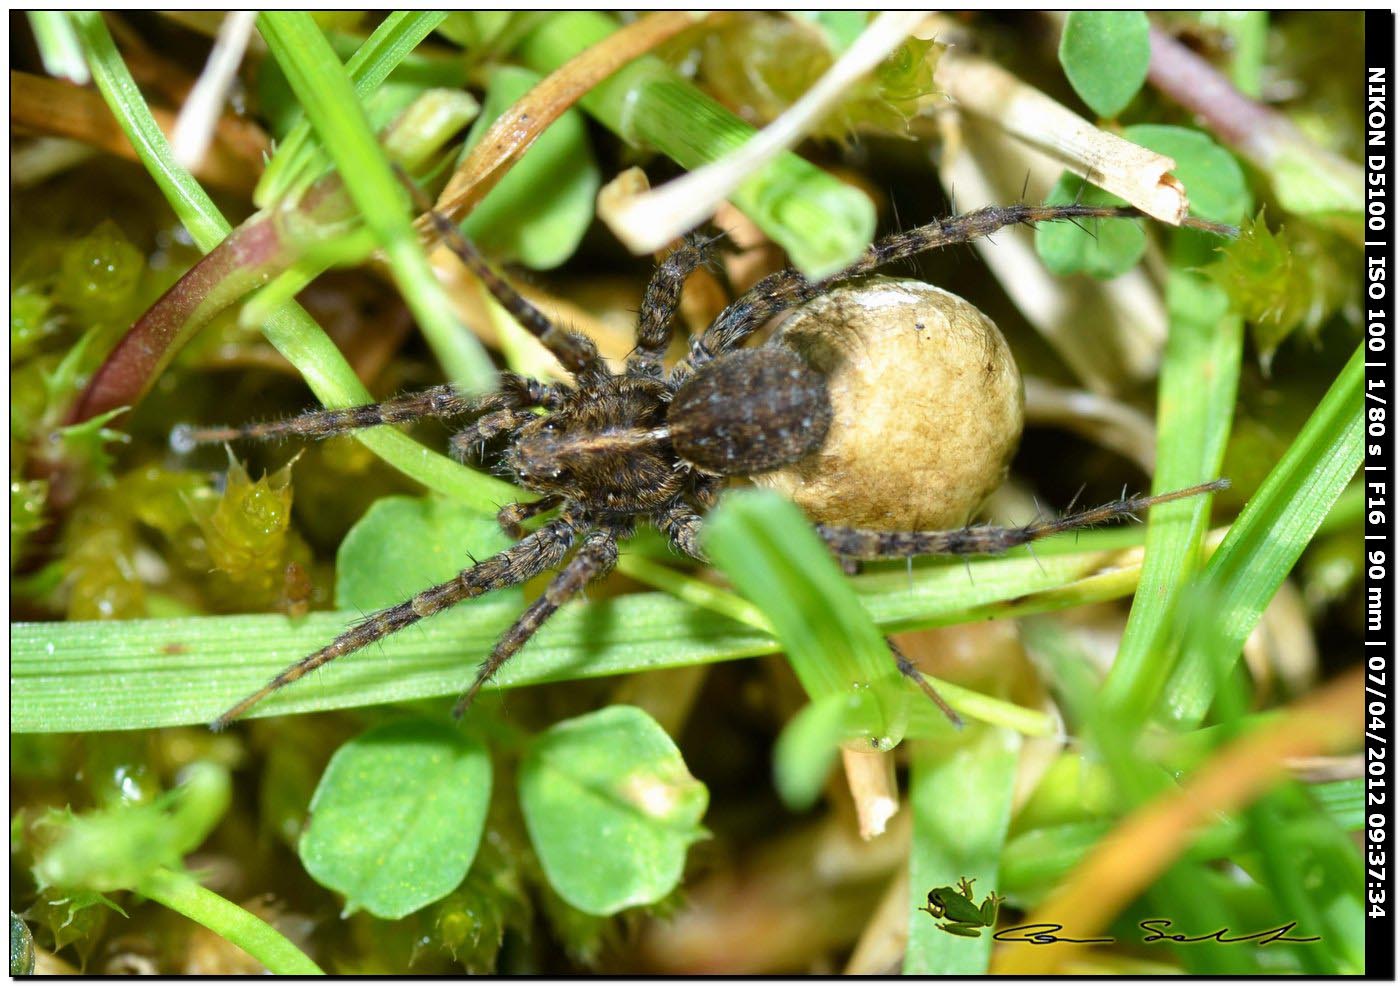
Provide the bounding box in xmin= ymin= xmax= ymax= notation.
xmin=191 ymin=202 xmax=1230 ymax=729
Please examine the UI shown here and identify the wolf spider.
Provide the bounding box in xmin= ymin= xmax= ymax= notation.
xmin=193 ymin=201 xmax=1230 ymax=729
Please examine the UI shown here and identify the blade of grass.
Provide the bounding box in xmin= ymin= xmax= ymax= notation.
xmin=70 ymin=12 xmax=229 ymax=245
xmin=68 ymin=11 xmax=515 ymax=512
xmin=27 ymin=10 xmax=89 ymax=84
xmin=15 ymin=528 xmax=1163 ymax=733
xmin=1099 ymin=242 xmax=1243 ymax=723
xmin=703 ymin=491 xmax=897 ymax=693
xmin=1165 ymin=345 xmax=1364 ymax=726
xmin=904 ymin=728 xmax=1020 ymax=974
xmin=254 ymin=11 xmax=449 ymax=207
xmin=257 ymin=11 xmax=494 ymax=391
xmin=136 ymin=867 xmax=323 ymax=975
xmin=1024 ymin=617 xmax=1258 ymax=973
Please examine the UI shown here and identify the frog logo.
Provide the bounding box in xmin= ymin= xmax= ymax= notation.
xmin=919 ymin=877 xmax=1004 ymax=938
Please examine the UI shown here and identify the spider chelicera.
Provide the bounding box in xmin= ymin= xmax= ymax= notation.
xmin=188 ymin=201 xmax=1230 ymax=729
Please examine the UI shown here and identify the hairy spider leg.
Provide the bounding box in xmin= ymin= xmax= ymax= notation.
xmin=628 ymin=234 xmax=719 ymax=380
xmin=453 ymin=524 xmax=625 ymax=717
xmin=211 ymin=513 xmax=583 ymax=728
xmin=669 ymin=203 xmax=1238 ymax=386
xmin=816 ymin=480 xmax=1229 ymax=560
xmin=423 ymin=209 xmax=609 ymax=383
xmin=175 ymin=374 xmax=553 ymax=448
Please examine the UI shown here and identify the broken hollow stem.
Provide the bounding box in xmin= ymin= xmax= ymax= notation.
xmin=932 ymin=45 xmax=1187 ymax=224
xmin=842 ymin=745 xmax=901 ymax=840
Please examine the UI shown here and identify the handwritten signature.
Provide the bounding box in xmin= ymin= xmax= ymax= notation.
xmin=992 ymin=920 xmax=1321 ymax=946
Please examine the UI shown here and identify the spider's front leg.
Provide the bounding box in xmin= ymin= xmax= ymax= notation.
xmin=423 ymin=209 xmax=611 ymax=385
xmin=454 ymin=523 xmax=626 ymax=716
xmin=211 ymin=511 xmax=584 ymax=729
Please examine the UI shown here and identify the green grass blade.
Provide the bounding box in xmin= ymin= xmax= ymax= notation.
xmin=702 ymin=490 xmax=897 ymax=703
xmin=1099 ymin=247 xmax=1243 ymax=722
xmin=136 ymin=868 xmax=324 ymax=975
xmin=16 ymin=525 xmax=1181 ymax=733
xmin=257 ymin=11 xmax=495 ymax=392
xmin=68 ymin=11 xmax=514 ymax=512
xmin=70 ymin=12 xmax=229 ymax=244
xmin=28 ymin=11 xmax=89 ymax=84
xmin=1309 ymin=778 xmax=1365 ymax=831
xmin=904 ymin=729 xmax=1019 ymax=973
xmin=255 ymin=11 xmax=449 ymax=206
xmin=1165 ymin=345 xmax=1364 ymax=726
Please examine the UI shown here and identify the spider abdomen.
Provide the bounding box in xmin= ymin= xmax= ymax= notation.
xmin=668 ymin=348 xmax=832 ymax=476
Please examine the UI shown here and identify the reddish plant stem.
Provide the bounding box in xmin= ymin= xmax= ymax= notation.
xmin=69 ymin=215 xmax=290 ymax=424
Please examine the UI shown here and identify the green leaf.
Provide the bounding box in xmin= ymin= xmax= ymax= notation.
xmin=335 ymin=494 xmax=515 ymax=611
xmin=1058 ymin=11 xmax=1150 ymax=118
xmin=458 ymin=66 xmax=601 ymax=270
xmin=1122 ymin=124 xmax=1251 ymax=225
xmin=381 ymin=87 xmax=481 ymax=176
xmin=1036 ymin=126 xmax=1247 ymax=280
xmin=792 ymin=10 xmax=871 ymax=53
xmin=436 ymin=12 xmax=516 ymax=50
xmin=299 ymin=717 xmax=492 ymax=919
xmin=904 ymin=728 xmax=1020 ymax=973
xmin=1035 ymin=178 xmax=1146 ymax=278
xmin=1193 ymin=11 xmax=1267 ymax=97
xmin=519 ymin=706 xmax=708 ymax=916
xmin=1271 ymin=146 xmax=1365 ymax=219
